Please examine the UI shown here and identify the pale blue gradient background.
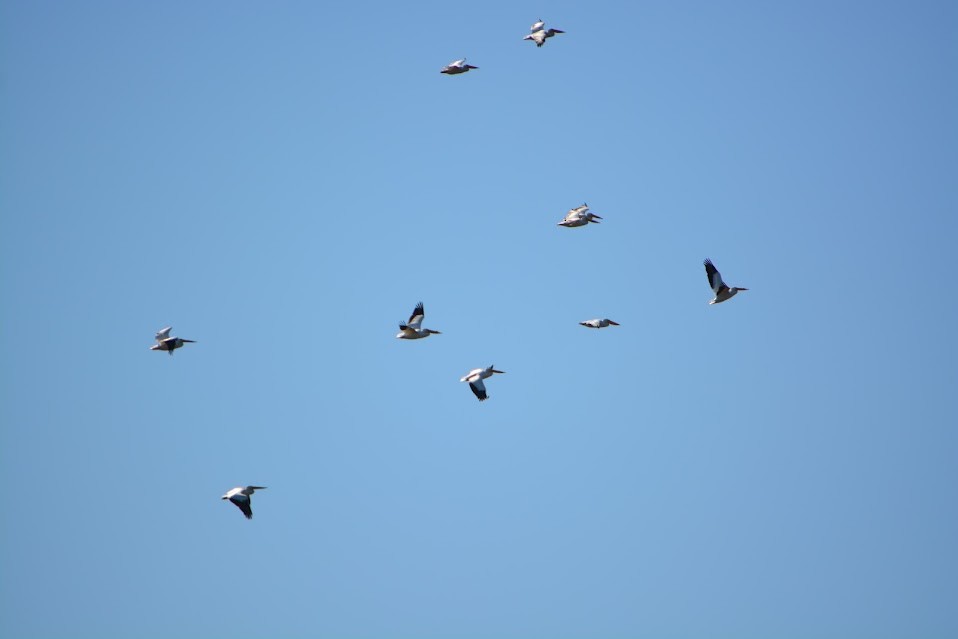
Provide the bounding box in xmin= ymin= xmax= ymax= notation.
xmin=2 ymin=1 xmax=957 ymax=638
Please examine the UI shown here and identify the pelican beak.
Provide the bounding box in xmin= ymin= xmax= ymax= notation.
xmin=608 ymin=321 xmax=620 ymax=325
xmin=429 ymin=330 xmax=442 ymax=334
xmin=492 ymin=369 xmax=505 ymax=374
xmin=739 ymin=288 xmax=749 ymax=291
xmin=592 ymin=214 xmax=602 ymax=219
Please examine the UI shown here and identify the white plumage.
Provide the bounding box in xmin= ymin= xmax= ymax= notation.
xmin=558 ymin=203 xmax=602 ymax=227
xmin=704 ymin=258 xmax=748 ymax=304
xmin=524 ymin=19 xmax=565 ymax=47
xmin=396 ymin=302 xmax=441 ymax=339
xmin=579 ymin=318 xmax=620 ymax=329
xmin=459 ymin=365 xmax=505 ymax=402
xmin=221 ymin=486 xmax=267 ymax=520
xmin=441 ymin=58 xmax=478 ymax=75
xmin=150 ymin=326 xmax=195 ymax=355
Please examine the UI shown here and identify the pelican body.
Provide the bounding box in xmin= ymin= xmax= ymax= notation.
xmin=397 ymin=302 xmax=441 ymax=339
xmin=150 ymin=326 xmax=195 ymax=355
xmin=704 ymin=258 xmax=748 ymax=304
xmin=580 ymin=318 xmax=620 ymax=329
xmin=222 ymin=486 xmax=266 ymax=520
xmin=441 ymin=58 xmax=478 ymax=75
xmin=524 ymin=19 xmax=565 ymax=47
xmin=558 ymin=203 xmax=602 ymax=227
xmin=460 ymin=365 xmax=505 ymax=402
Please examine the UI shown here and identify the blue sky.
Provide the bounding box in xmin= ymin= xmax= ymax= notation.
xmin=2 ymin=1 xmax=957 ymax=637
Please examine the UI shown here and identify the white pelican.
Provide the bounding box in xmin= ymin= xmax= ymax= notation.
xmin=460 ymin=365 xmax=505 ymax=402
xmin=222 ymin=486 xmax=266 ymax=520
xmin=704 ymin=258 xmax=748 ymax=304
xmin=579 ymin=318 xmax=620 ymax=329
xmin=524 ymin=25 xmax=565 ymax=47
xmin=557 ymin=203 xmax=602 ymax=227
xmin=150 ymin=326 xmax=195 ymax=355
xmin=441 ymin=58 xmax=478 ymax=75
xmin=396 ymin=302 xmax=441 ymax=339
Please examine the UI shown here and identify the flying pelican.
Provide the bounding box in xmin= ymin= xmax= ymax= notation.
xmin=557 ymin=203 xmax=602 ymax=227
xmin=150 ymin=326 xmax=195 ymax=355
xmin=222 ymin=486 xmax=266 ymax=520
xmin=396 ymin=302 xmax=441 ymax=339
xmin=579 ymin=318 xmax=620 ymax=329
xmin=460 ymin=365 xmax=505 ymax=402
xmin=524 ymin=22 xmax=565 ymax=47
xmin=441 ymin=58 xmax=478 ymax=75
xmin=704 ymin=258 xmax=748 ymax=304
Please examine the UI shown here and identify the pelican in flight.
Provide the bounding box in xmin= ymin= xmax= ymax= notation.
xmin=524 ymin=19 xmax=565 ymax=47
xmin=557 ymin=203 xmax=602 ymax=227
xmin=150 ymin=326 xmax=195 ymax=355
xmin=579 ymin=318 xmax=620 ymax=329
xmin=704 ymin=258 xmax=748 ymax=304
xmin=222 ymin=486 xmax=266 ymax=520
xmin=441 ymin=58 xmax=478 ymax=75
xmin=396 ymin=302 xmax=441 ymax=339
xmin=460 ymin=365 xmax=505 ymax=402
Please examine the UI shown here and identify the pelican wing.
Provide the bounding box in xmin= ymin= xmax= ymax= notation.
xmin=531 ymin=19 xmax=545 ymax=32
xmin=155 ymin=326 xmax=172 ymax=342
xmin=407 ymin=302 xmax=425 ymax=330
xmin=230 ymin=496 xmax=253 ymax=519
xmin=704 ymin=259 xmax=729 ymax=295
xmin=468 ymin=379 xmax=488 ymax=401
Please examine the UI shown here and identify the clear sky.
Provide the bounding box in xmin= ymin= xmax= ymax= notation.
xmin=2 ymin=1 xmax=957 ymax=637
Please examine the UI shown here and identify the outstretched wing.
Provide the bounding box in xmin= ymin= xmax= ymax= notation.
xmin=407 ymin=302 xmax=425 ymax=330
xmin=230 ymin=496 xmax=253 ymax=519
xmin=155 ymin=326 xmax=172 ymax=342
xmin=468 ymin=379 xmax=488 ymax=401
xmin=704 ymin=259 xmax=728 ymax=295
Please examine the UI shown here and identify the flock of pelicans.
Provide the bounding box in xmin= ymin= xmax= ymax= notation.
xmin=151 ymin=18 xmax=750 ymax=521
